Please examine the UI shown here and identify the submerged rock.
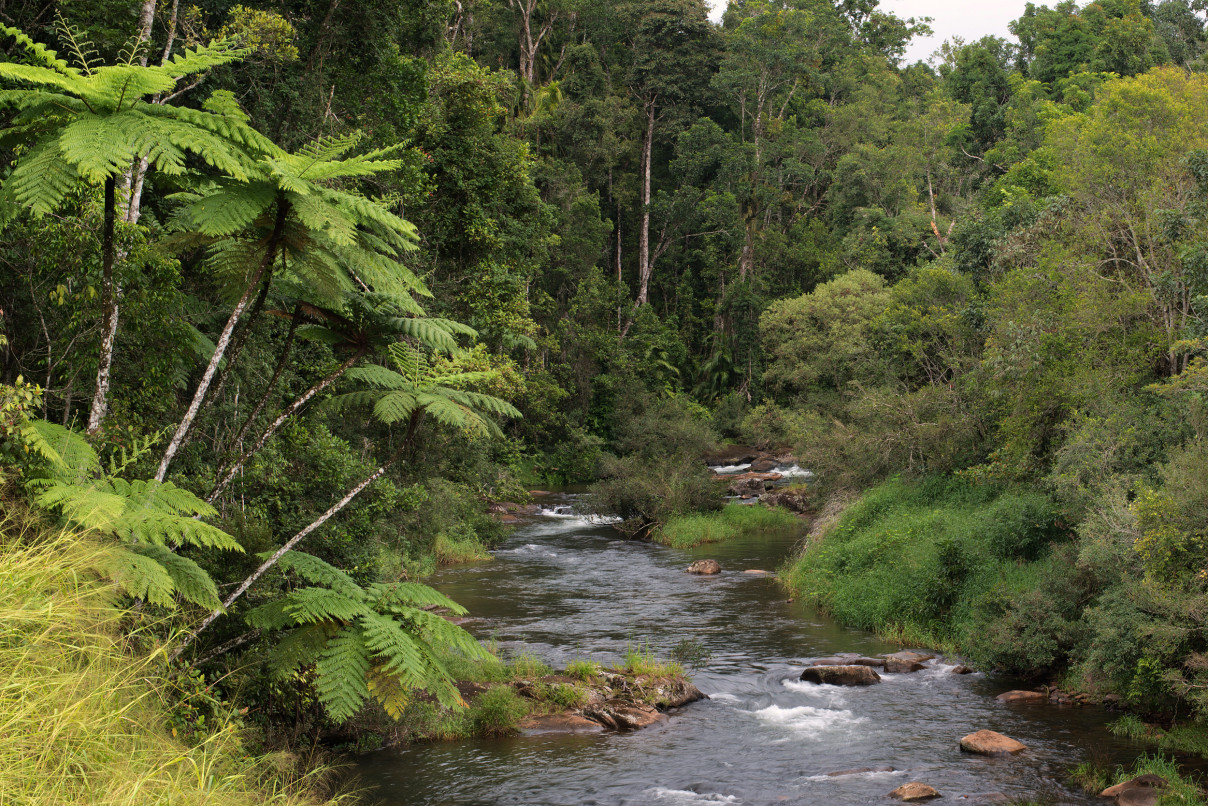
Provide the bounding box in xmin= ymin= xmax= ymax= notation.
xmin=890 ymin=782 xmax=941 ymax=801
xmin=687 ymin=559 xmax=722 ymax=575
xmin=951 ymin=665 xmax=974 ymax=675
xmin=826 ymin=766 xmax=895 ymax=777
xmin=995 ymin=690 xmax=1046 ymax=704
xmin=883 ymin=650 xmax=932 ymax=673
xmin=517 ymin=714 xmax=605 ymax=735
xmin=800 ymin=664 xmax=881 ymax=686
xmin=959 ymin=730 xmax=1027 ymax=755
xmin=811 ymin=655 xmax=884 ymax=668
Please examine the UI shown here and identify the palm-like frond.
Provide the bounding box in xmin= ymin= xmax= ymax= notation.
xmin=245 ymin=550 xmax=489 ymax=723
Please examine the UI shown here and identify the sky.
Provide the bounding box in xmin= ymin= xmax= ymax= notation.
xmin=705 ymin=0 xmax=1033 ymax=64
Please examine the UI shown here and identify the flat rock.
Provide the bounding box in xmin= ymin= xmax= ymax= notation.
xmin=800 ymin=664 xmax=881 ymax=686
xmin=996 ymin=690 xmax=1046 ymax=704
xmin=812 ymin=655 xmax=884 ymax=668
xmin=959 ymin=730 xmax=1027 ymax=755
xmin=687 ymin=559 xmax=721 ymax=575
xmin=951 ymin=665 xmax=974 ymax=674
xmin=886 ymin=650 xmax=935 ymax=664
xmin=826 ymin=766 xmax=895 ymax=777
xmin=890 ymin=782 xmax=941 ymax=801
xmin=744 ymin=569 xmax=770 ymax=574
xmin=517 ymin=714 xmax=605 ymax=735
xmin=583 ymin=700 xmax=667 ymax=730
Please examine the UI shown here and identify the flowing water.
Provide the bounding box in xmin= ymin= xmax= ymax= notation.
xmin=356 ymin=494 xmax=1147 ymax=806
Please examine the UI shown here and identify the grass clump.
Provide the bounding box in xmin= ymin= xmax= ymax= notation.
xmin=622 ymin=643 xmax=683 ymax=677
xmin=533 ymin=682 xmax=588 ymax=710
xmin=0 ymin=519 xmax=335 ymax=806
xmin=432 ymin=532 xmax=492 ymax=565
xmin=566 ymin=659 xmax=602 ymax=681
xmin=1110 ymin=715 xmax=1208 ymax=757
xmin=468 ymin=686 xmax=529 ymax=736
xmin=654 ymin=504 xmax=803 ymax=548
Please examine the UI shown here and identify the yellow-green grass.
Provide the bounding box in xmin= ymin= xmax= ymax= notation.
xmin=653 ymin=504 xmax=802 ymax=548
xmin=0 ymin=516 xmax=337 ymax=806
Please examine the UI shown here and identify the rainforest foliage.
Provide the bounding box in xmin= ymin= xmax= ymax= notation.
xmin=3 ymin=0 xmax=1208 ymax=768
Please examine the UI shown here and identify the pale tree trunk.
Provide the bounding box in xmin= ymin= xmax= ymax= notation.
xmin=155 ymin=201 xmax=288 ymax=481
xmin=635 ymin=98 xmax=655 ymax=306
xmin=86 ymin=178 xmax=118 ymax=435
xmin=173 ymin=414 xmax=421 ymax=659
xmin=207 ymin=348 xmax=368 ymax=503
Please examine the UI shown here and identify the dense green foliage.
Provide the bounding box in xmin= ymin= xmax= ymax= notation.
xmin=655 ymin=503 xmax=803 ymax=548
xmin=7 ymin=0 xmax=1208 ymax=784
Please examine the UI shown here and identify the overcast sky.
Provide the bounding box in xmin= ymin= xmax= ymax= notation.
xmin=705 ymin=0 xmax=1033 ymax=64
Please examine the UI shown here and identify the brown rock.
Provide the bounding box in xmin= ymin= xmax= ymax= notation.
xmin=1100 ymin=774 xmax=1167 ymax=800
xmin=517 ymin=714 xmax=606 ymax=735
xmin=687 ymin=559 xmax=722 ymax=575
xmin=583 ymin=700 xmax=667 ymax=730
xmin=886 ymin=650 xmax=935 ymax=664
xmin=800 ymin=664 xmax=881 ymax=686
xmin=959 ymin=730 xmax=1027 ymax=755
xmin=750 ymin=458 xmax=779 ymax=472
xmin=890 ymin=783 xmax=941 ymax=801
xmin=645 ymin=678 xmax=708 ymax=708
xmin=995 ymin=690 xmax=1046 ymax=704
xmin=884 ymin=658 xmax=927 ymax=674
xmin=951 ymin=665 xmax=974 ymax=674
xmin=744 ymin=569 xmax=770 ymax=574
xmin=703 ymin=445 xmax=760 ymax=466
xmin=812 ymin=656 xmax=884 ymax=668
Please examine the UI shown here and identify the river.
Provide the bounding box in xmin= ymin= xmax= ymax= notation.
xmin=355 ymin=494 xmax=1146 ymax=805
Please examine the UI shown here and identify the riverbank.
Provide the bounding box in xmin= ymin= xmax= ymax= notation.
xmin=778 ymin=474 xmax=1208 ymax=769
xmin=652 ymin=503 xmax=803 ymax=548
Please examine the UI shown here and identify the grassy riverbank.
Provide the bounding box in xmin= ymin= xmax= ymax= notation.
xmin=654 ymin=504 xmax=803 ymax=548
xmin=0 ymin=519 xmax=337 ymax=806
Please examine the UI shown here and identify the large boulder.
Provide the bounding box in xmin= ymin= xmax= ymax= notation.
xmin=687 ymin=559 xmax=721 ymax=575
xmin=800 ymin=664 xmax=881 ymax=686
xmin=641 ymin=677 xmax=707 ymax=708
xmin=959 ymin=730 xmax=1027 ymax=755
xmin=703 ymin=445 xmax=760 ymax=466
xmin=890 ymin=783 xmax=941 ymax=802
xmin=996 ymin=690 xmax=1046 ymax=704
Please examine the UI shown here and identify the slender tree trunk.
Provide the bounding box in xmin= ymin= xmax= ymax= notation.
xmin=87 ymin=177 xmax=118 ymax=435
xmin=156 ymin=200 xmax=289 ymax=481
xmin=636 ymin=99 xmax=655 ymax=306
xmin=207 ymin=347 xmax=368 ymax=503
xmin=218 ymin=305 xmax=304 ymax=459
xmin=174 ymin=414 xmax=421 ymax=659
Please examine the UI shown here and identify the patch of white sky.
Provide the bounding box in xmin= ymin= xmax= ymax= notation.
xmin=705 ymin=0 xmax=1034 ymax=65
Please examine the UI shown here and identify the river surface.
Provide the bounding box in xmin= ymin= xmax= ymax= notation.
xmin=356 ymin=496 xmax=1146 ymax=805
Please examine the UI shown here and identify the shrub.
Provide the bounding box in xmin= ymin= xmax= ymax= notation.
xmin=468 ymin=686 xmax=528 ymax=736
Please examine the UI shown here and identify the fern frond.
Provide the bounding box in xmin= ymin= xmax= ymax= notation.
xmin=103 ymin=546 xmax=177 ymax=608
xmin=367 ymin=582 xmax=468 ymax=615
xmin=366 ymin=666 xmax=411 ymax=719
xmin=264 ymin=624 xmax=334 ymax=679
xmin=274 ymin=551 xmax=362 ymax=599
xmin=127 ymin=543 xmax=222 ymax=609
xmin=5 ymin=137 xmax=79 ymax=214
xmin=315 ymin=628 xmax=372 ymax=723
xmin=0 ymin=24 xmax=74 ymax=72
xmin=282 ymin=587 xmax=369 ymax=625
xmin=20 ymin=419 xmax=99 ymax=478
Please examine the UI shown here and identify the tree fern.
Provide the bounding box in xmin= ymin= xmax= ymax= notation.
xmin=14 ymin=416 xmax=242 ymax=609
xmin=244 ymin=551 xmax=489 ymax=723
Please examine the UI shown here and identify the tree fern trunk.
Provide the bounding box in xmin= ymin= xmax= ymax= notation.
xmin=86 ymin=177 xmax=118 ymax=436
xmin=174 ymin=420 xmax=417 ymax=659
xmin=155 ymin=199 xmax=289 ymax=481
xmin=207 ymin=347 xmax=368 ymax=504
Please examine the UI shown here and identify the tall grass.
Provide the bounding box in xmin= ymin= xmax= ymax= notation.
xmin=0 ymin=515 xmax=336 ymax=806
xmin=654 ymin=504 xmax=803 ymax=548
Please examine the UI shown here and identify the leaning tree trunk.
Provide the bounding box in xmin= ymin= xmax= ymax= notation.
xmin=86 ymin=178 xmax=118 ymax=435
xmin=173 ymin=413 xmax=422 ymax=659
xmin=155 ymin=200 xmax=289 ymax=481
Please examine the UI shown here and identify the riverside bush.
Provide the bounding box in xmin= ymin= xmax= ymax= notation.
xmin=781 ymin=476 xmax=1068 ymax=650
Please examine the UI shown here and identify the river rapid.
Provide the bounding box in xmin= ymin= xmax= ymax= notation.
xmin=356 ymin=495 xmax=1146 ymax=806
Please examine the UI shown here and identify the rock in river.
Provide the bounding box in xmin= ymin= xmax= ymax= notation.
xmin=687 ymin=559 xmax=721 ymax=575
xmin=959 ymin=729 xmax=1027 ymax=755
xmin=582 ymin=700 xmax=667 ymax=731
xmin=518 ymin=714 xmax=606 ymax=735
xmin=800 ymin=664 xmax=881 ymax=686
xmin=890 ymin=782 xmax=941 ymax=801
xmin=995 ymin=690 xmax=1046 ymax=704
xmin=1100 ymin=773 xmax=1166 ymax=806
